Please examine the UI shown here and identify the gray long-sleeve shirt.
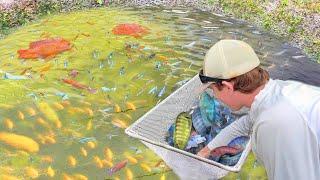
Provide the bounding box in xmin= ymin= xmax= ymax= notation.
xmin=207 ymin=79 xmax=320 ymax=180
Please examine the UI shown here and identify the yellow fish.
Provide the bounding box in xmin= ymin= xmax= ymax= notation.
xmin=102 ymin=159 xmax=113 ymax=168
xmin=37 ymin=102 xmax=62 ymax=128
xmin=26 ymin=107 xmax=37 ymax=116
xmin=36 ymin=117 xmax=50 ymax=128
xmin=114 ymin=104 xmax=121 ymax=113
xmin=87 ymin=141 xmax=96 ymax=149
xmin=84 ymin=107 xmax=94 ymax=117
xmin=80 ymin=147 xmax=87 ymax=157
xmin=104 ymin=147 xmax=113 ymax=161
xmin=125 ymin=102 xmax=136 ymax=111
xmin=3 ymin=118 xmax=14 ymax=130
xmin=124 ymin=153 xmax=138 ymax=164
xmin=37 ymin=63 xmax=52 ymax=73
xmin=41 ymin=155 xmax=53 ymax=163
xmin=67 ymin=155 xmax=77 ymax=167
xmin=160 ymin=174 xmax=166 ymax=180
xmin=126 ymin=168 xmax=133 ymax=180
xmin=25 ymin=166 xmax=39 ymax=179
xmin=18 ymin=111 xmax=25 ymax=120
xmin=53 ymin=102 xmax=64 ymax=110
xmin=86 ymin=120 xmax=92 ymax=130
xmin=0 ymin=132 xmax=39 ymax=153
xmin=44 ymin=136 xmax=56 ymax=144
xmin=111 ymin=118 xmax=127 ymax=129
xmin=47 ymin=166 xmax=55 ymax=177
xmin=62 ymin=173 xmax=73 ymax=180
xmin=93 ymin=156 xmax=104 ymax=168
xmin=0 ymin=174 xmax=18 ymax=180
xmin=140 ymin=163 xmax=152 ymax=172
xmin=73 ymin=174 xmax=88 ymax=180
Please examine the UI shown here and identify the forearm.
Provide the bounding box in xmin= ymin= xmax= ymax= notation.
xmin=207 ymin=115 xmax=251 ymax=150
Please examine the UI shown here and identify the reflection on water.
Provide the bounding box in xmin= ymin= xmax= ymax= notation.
xmin=0 ymin=6 xmax=319 ymax=179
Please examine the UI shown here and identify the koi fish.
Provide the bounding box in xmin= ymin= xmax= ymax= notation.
xmin=18 ymin=38 xmax=71 ymax=59
xmin=112 ymin=23 xmax=149 ymax=38
xmin=107 ymin=159 xmax=128 ymax=176
xmin=209 ymin=146 xmax=242 ymax=161
xmin=62 ymin=78 xmax=97 ymax=94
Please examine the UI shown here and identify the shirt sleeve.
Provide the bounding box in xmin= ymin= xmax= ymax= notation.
xmin=207 ymin=115 xmax=252 ymax=150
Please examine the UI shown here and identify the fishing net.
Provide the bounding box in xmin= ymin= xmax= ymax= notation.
xmin=125 ymin=75 xmax=252 ymax=179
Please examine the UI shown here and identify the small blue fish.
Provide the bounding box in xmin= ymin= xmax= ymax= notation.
xmin=148 ymin=86 xmax=158 ymax=94
xmin=101 ymin=87 xmax=116 ymax=92
xmin=155 ymin=61 xmax=161 ymax=70
xmin=175 ymin=79 xmax=189 ymax=87
xmin=143 ymin=46 xmax=152 ymax=51
xmin=26 ymin=93 xmax=38 ymax=100
xmin=136 ymin=89 xmax=144 ymax=96
xmin=119 ymin=67 xmax=125 ymax=75
xmin=99 ymin=62 xmax=104 ymax=69
xmin=92 ymin=49 xmax=100 ymax=59
xmin=79 ymin=137 xmax=96 ymax=143
xmin=102 ymin=107 xmax=113 ymax=112
xmin=3 ymin=72 xmax=28 ymax=80
xmin=158 ymin=86 xmax=166 ymax=97
xmin=55 ymin=92 xmax=69 ymax=100
xmin=170 ymin=61 xmax=182 ymax=67
xmin=64 ymin=60 xmax=68 ymax=68
xmin=107 ymin=52 xmax=114 ymax=59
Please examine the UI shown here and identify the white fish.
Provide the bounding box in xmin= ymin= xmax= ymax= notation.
xmin=183 ymin=41 xmax=196 ymax=49
xmin=158 ymin=86 xmax=166 ymax=97
xmin=182 ymin=18 xmax=195 ymax=21
xmin=292 ymin=55 xmax=305 ymax=59
xmin=274 ymin=49 xmax=287 ymax=56
xmin=172 ymin=9 xmax=189 ymax=14
xmin=219 ymin=19 xmax=233 ymax=24
xmin=203 ymin=20 xmax=212 ymax=24
xmin=202 ymin=26 xmax=219 ymax=29
xmin=212 ymin=12 xmax=224 ymax=17
xmin=3 ymin=72 xmax=28 ymax=80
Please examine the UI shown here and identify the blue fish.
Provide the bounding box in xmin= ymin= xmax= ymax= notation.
xmin=228 ymin=136 xmax=249 ymax=149
xmin=79 ymin=137 xmax=96 ymax=143
xmin=183 ymin=41 xmax=196 ymax=49
xmin=102 ymin=107 xmax=113 ymax=112
xmin=157 ymin=86 xmax=166 ymax=97
xmin=92 ymin=49 xmax=100 ymax=59
xmin=119 ymin=67 xmax=125 ymax=75
xmin=148 ymin=86 xmax=158 ymax=94
xmin=101 ymin=86 xmax=116 ymax=92
xmin=64 ymin=60 xmax=68 ymax=68
xmin=55 ymin=92 xmax=69 ymax=100
xmin=219 ymin=152 xmax=243 ymax=166
xmin=3 ymin=72 xmax=28 ymax=80
xmin=26 ymin=93 xmax=38 ymax=100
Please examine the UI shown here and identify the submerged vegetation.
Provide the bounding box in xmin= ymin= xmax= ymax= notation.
xmin=0 ymin=0 xmax=319 ymax=61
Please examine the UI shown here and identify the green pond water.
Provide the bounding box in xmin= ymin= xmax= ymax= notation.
xmin=0 ymin=6 xmax=281 ymax=179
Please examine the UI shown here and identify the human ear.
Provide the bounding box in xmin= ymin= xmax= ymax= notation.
xmin=222 ymin=81 xmax=234 ymax=91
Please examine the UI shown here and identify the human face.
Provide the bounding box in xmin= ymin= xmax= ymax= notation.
xmin=208 ymin=82 xmax=243 ymax=111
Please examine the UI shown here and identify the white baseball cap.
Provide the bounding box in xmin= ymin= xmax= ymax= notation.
xmin=198 ymin=40 xmax=260 ymax=90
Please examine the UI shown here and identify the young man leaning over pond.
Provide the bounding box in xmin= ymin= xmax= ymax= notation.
xmin=197 ymin=40 xmax=320 ymax=180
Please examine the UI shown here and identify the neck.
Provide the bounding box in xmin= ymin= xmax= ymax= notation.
xmin=240 ymin=82 xmax=267 ymax=108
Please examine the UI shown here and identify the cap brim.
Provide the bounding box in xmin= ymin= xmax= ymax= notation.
xmin=195 ymin=82 xmax=213 ymax=95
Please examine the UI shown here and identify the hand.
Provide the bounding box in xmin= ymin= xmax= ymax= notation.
xmin=197 ymin=146 xmax=211 ymax=158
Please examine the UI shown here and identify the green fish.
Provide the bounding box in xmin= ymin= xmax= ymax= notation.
xmin=173 ymin=112 xmax=192 ymax=150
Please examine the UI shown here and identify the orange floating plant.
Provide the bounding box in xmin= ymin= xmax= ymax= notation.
xmin=18 ymin=38 xmax=71 ymax=59
xmin=112 ymin=23 xmax=149 ymax=38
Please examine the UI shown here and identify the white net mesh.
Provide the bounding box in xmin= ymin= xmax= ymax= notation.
xmin=126 ymin=75 xmax=252 ymax=179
